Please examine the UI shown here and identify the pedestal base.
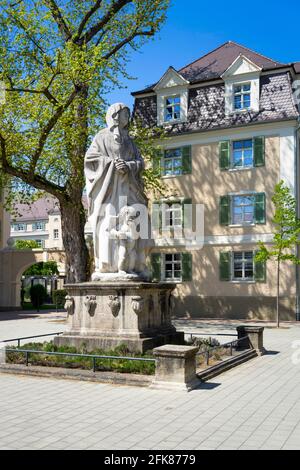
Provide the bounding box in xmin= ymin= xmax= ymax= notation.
xmin=55 ymin=331 xmax=184 ymax=354
xmin=54 ymin=281 xmax=184 ymax=353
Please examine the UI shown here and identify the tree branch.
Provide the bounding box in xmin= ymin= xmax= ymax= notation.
xmin=102 ymin=27 xmax=155 ymax=60
xmin=76 ymin=0 xmax=103 ymax=39
xmin=29 ymin=89 xmax=78 ymax=176
xmin=0 ymin=131 xmax=65 ymax=197
xmin=79 ymin=0 xmax=131 ymax=44
xmin=43 ymin=0 xmax=72 ymax=41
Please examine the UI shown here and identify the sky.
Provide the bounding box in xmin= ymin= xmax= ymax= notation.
xmin=107 ymin=0 xmax=300 ymax=110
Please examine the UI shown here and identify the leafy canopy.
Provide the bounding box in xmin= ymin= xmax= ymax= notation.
xmin=256 ymin=180 xmax=300 ymax=264
xmin=0 ymin=0 xmax=169 ymax=203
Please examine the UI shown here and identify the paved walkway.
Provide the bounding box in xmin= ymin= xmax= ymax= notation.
xmin=0 ymin=312 xmax=300 ymax=449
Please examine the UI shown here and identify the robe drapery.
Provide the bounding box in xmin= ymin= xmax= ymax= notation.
xmin=84 ymin=103 xmax=150 ymax=274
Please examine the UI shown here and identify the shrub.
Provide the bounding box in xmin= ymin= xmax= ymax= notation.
xmin=53 ymin=289 xmax=67 ymax=308
xmin=29 ymin=284 xmax=47 ymax=310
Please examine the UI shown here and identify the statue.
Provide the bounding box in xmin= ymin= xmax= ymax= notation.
xmin=84 ymin=103 xmax=151 ymax=280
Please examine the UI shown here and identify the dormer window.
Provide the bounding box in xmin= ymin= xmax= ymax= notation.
xmin=221 ymin=55 xmax=261 ymax=116
xmin=234 ymin=83 xmax=251 ymax=110
xmin=153 ymin=67 xmax=189 ymax=126
xmin=165 ymin=96 xmax=181 ymax=122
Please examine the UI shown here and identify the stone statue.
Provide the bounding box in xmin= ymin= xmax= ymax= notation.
xmin=84 ymin=103 xmax=151 ymax=280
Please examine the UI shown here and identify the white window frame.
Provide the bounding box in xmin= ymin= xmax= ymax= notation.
xmin=231 ymin=194 xmax=255 ymax=226
xmin=233 ymin=82 xmax=251 ymax=110
xmin=12 ymin=223 xmax=27 ymax=232
xmin=162 ymin=202 xmax=183 ymax=230
xmin=162 ymin=253 xmax=182 ymax=282
xmin=35 ymin=239 xmax=45 ymax=248
xmin=231 ymin=138 xmax=254 ymax=169
xmin=232 ymin=251 xmax=254 ymax=282
xmin=53 ymin=229 xmax=59 ymax=239
xmin=33 ymin=221 xmax=46 ymax=231
xmin=164 ymin=95 xmax=181 ymax=122
xmin=162 ymin=148 xmax=183 ymax=176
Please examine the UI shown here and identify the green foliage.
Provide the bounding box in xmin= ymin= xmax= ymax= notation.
xmin=23 ymin=261 xmax=59 ymax=276
xmin=255 ymin=181 xmax=300 ymax=326
xmin=29 ymin=284 xmax=47 ymax=308
xmin=53 ymin=289 xmax=67 ymax=307
xmin=255 ymin=181 xmax=300 ymax=265
xmin=7 ymin=341 xmax=155 ymax=375
xmin=0 ymin=1 xmax=170 ymax=281
xmin=15 ymin=239 xmax=40 ymax=249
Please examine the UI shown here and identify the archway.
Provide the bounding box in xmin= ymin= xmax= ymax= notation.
xmin=0 ymin=248 xmax=65 ymax=310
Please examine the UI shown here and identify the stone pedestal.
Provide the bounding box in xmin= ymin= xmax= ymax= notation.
xmin=151 ymin=345 xmax=200 ymax=391
xmin=237 ymin=325 xmax=265 ymax=356
xmin=54 ymin=282 xmax=184 ymax=353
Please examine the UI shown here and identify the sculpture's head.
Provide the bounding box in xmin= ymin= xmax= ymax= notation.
xmin=106 ymin=103 xmax=130 ymax=132
xmin=119 ymin=205 xmax=138 ymax=225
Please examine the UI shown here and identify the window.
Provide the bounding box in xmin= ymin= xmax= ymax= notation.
xmin=53 ymin=229 xmax=59 ymax=239
xmin=165 ymin=96 xmax=181 ymax=122
xmin=32 ymin=221 xmax=45 ymax=231
xmin=163 ymin=148 xmax=182 ymax=176
xmin=163 ymin=253 xmax=182 ymax=281
xmin=35 ymin=239 xmax=45 ymax=248
xmin=232 ymin=139 xmax=253 ymax=168
xmin=234 ymin=83 xmax=251 ymax=110
xmin=233 ymin=251 xmax=254 ymax=281
xmin=162 ymin=203 xmax=183 ymax=229
xmin=232 ymin=195 xmax=255 ymax=225
xmin=12 ymin=223 xmax=27 ymax=232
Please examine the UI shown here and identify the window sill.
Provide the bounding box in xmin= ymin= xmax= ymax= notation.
xmin=228 ymin=223 xmax=256 ymax=228
xmin=230 ymin=280 xmax=255 ymax=284
xmin=162 ymin=279 xmax=182 ymax=283
xmin=161 ymin=174 xmax=185 ymax=179
xmin=228 ymin=167 xmax=254 ymax=172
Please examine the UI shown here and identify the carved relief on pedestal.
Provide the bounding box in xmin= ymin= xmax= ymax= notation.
xmin=131 ymin=296 xmax=145 ymax=315
xmin=84 ymin=295 xmax=97 ymax=316
xmin=64 ymin=296 xmax=75 ymax=316
xmin=108 ymin=295 xmax=121 ymax=317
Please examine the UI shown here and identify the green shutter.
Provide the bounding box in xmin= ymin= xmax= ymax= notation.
xmin=182 ymin=146 xmax=192 ymax=174
xmin=152 ymin=149 xmax=163 ymax=175
xmin=220 ymin=195 xmax=231 ymax=225
xmin=181 ymin=252 xmax=192 ymax=281
xmin=255 ymin=251 xmax=266 ymax=282
xmin=254 ymin=137 xmax=265 ymax=167
xmin=182 ymin=198 xmax=192 ymax=230
xmin=219 ymin=252 xmax=231 ymax=281
xmin=151 ymin=253 xmax=162 ymax=281
xmin=254 ymin=193 xmax=266 ymax=224
xmin=219 ymin=141 xmax=230 ymax=170
xmin=152 ymin=202 xmax=162 ymax=231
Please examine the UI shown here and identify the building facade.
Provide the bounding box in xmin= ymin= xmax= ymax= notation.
xmin=10 ymin=196 xmax=64 ymax=250
xmin=133 ymin=41 xmax=300 ymax=321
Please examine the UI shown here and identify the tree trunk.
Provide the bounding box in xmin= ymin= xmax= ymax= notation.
xmin=60 ymin=198 xmax=89 ymax=283
xmin=277 ymin=257 xmax=280 ymax=328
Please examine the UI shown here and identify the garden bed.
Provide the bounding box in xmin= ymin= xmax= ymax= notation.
xmin=6 ymin=341 xmax=155 ymax=376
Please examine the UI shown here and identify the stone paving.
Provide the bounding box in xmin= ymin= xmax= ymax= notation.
xmin=0 ymin=311 xmax=300 ymax=450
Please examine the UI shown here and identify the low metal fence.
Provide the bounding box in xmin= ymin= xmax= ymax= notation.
xmin=196 ymin=335 xmax=252 ymax=367
xmin=1 ymin=332 xmax=64 ymax=348
xmin=4 ymin=348 xmax=155 ymax=372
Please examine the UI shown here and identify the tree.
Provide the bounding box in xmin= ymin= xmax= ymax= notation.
xmin=0 ymin=0 xmax=169 ymax=282
xmin=256 ymin=181 xmax=300 ymax=327
xmin=23 ymin=261 xmax=59 ymax=276
xmin=15 ymin=239 xmax=41 ymax=249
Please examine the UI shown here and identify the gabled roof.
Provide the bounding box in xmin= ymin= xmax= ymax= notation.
xmin=132 ymin=41 xmax=290 ymax=95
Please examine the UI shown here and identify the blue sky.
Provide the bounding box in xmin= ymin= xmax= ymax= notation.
xmin=107 ymin=0 xmax=300 ymax=110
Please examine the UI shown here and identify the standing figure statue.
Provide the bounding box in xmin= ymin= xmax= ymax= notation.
xmin=84 ymin=103 xmax=151 ymax=280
